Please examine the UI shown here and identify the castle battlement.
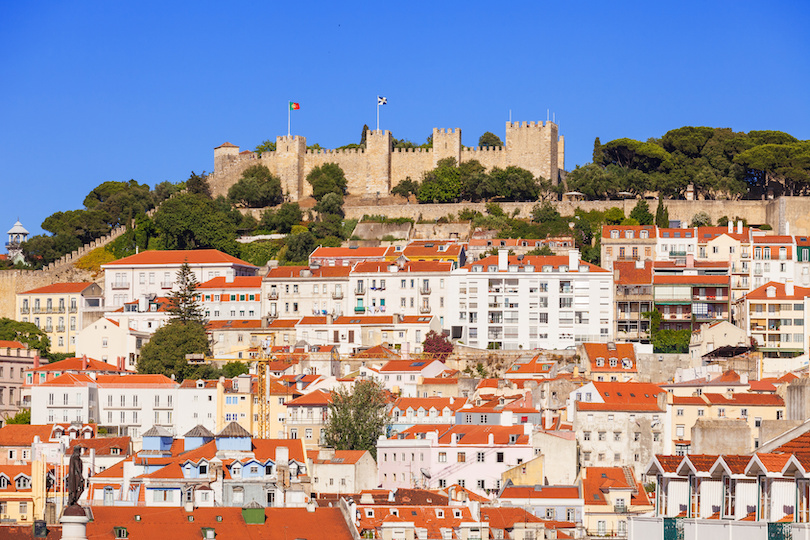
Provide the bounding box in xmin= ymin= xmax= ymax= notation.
xmin=208 ymin=121 xmax=563 ymax=200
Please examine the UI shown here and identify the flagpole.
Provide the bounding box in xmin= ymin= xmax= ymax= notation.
xmin=288 ymin=101 xmax=291 ymax=137
xmin=376 ymin=98 xmax=380 ymax=132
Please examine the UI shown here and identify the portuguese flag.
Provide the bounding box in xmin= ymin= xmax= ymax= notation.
xmin=289 ymin=102 xmax=300 ymax=110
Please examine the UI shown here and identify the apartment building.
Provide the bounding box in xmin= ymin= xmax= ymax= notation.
xmin=735 ymin=281 xmax=810 ymax=359
xmin=75 ymin=317 xmax=151 ymax=369
xmin=450 ymin=250 xmax=613 ymax=351
xmin=389 ymin=397 xmax=467 ymax=432
xmin=601 ymin=225 xmax=657 ymax=272
xmin=467 ymin=237 xmax=575 ymax=260
xmin=263 ymin=265 xmax=351 ymax=320
xmin=198 ymin=275 xmax=262 ymax=320
xmin=349 ymin=260 xmax=453 ymax=326
xmin=285 ymin=389 xmax=332 ymax=449
xmin=613 ymin=261 xmax=653 ymax=343
xmin=653 ymin=274 xmax=730 ymax=331
xmin=101 ymin=249 xmax=257 ymax=308
xmin=752 ymin=235 xmax=796 ymax=289
xmin=579 ymin=342 xmax=638 ymax=382
xmin=581 ymin=466 xmax=652 ymax=539
xmin=697 ymin=223 xmax=753 ymax=301
xmin=16 ymin=282 xmax=104 ymax=353
xmin=383 ymin=240 xmax=466 ymax=266
xmin=308 ymin=246 xmax=387 ymax=267
xmin=0 ymin=341 xmax=38 ymax=422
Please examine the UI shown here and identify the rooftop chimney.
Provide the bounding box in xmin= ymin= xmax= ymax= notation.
xmin=82 ymin=355 xmax=88 ymax=370
xmin=728 ymin=221 xmax=733 ymax=234
xmin=225 ymin=268 xmax=235 ymax=283
xmin=786 ymin=222 xmax=791 ymax=236
xmin=498 ymin=249 xmax=508 ymax=272
xmin=737 ymin=221 xmax=743 ymax=235
xmin=568 ymin=249 xmax=579 ymax=271
xmin=786 ymin=279 xmax=795 ymax=297
xmin=33 ymin=354 xmax=39 ymax=369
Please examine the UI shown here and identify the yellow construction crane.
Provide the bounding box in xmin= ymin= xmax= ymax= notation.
xmin=256 ymin=336 xmax=275 ymax=439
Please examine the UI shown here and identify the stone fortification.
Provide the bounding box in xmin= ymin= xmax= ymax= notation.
xmin=208 ymin=122 xmax=564 ymax=200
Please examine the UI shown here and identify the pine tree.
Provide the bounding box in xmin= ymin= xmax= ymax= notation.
xmin=360 ymin=124 xmax=370 ymax=147
xmin=168 ymin=262 xmax=205 ymax=324
xmin=655 ymin=198 xmax=670 ymax=228
xmin=592 ymin=137 xmax=603 ymax=164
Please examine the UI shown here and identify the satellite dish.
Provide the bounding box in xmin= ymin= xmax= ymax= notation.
xmin=421 ymin=468 xmax=432 ymax=479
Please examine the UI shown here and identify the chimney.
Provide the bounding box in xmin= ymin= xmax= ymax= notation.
xmin=82 ymin=355 xmax=88 ymax=370
xmin=786 ymin=279 xmax=795 ymax=297
xmin=327 ymin=313 xmax=333 ymax=325
xmin=568 ymin=249 xmax=579 ymax=271
xmin=728 ymin=221 xmax=733 ymax=234
xmin=737 ymin=221 xmax=743 ymax=235
xmin=225 ymin=269 xmax=235 ymax=283
xmin=498 ymin=249 xmax=508 ymax=271
xmin=686 ymin=254 xmax=694 ymax=268
xmin=138 ymin=296 xmax=147 ymax=312
xmin=33 ymin=354 xmax=40 ymax=369
xmin=786 ymin=222 xmax=791 ymax=236
xmin=276 ymin=446 xmax=289 ymax=467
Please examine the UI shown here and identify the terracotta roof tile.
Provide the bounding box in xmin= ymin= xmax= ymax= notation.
xmin=19 ymin=282 xmax=95 ymax=294
xmin=103 ymin=249 xmax=255 ymax=267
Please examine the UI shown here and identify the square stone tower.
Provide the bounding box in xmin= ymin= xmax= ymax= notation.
xmin=275 ymin=135 xmax=307 ymax=199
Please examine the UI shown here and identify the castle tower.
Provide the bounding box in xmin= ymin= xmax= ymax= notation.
xmin=432 ymin=128 xmax=462 ymax=167
xmin=505 ymin=121 xmax=561 ymax=184
xmin=363 ymin=130 xmax=393 ymax=195
xmin=214 ymin=142 xmax=240 ymax=173
xmin=6 ymin=220 xmax=28 ymax=264
xmin=275 ymin=135 xmax=307 ymax=199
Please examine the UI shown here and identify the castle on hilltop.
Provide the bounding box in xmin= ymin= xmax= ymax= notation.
xmin=208 ymin=122 xmax=564 ymax=200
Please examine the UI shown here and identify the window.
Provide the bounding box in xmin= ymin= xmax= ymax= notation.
xmin=457 ymin=452 xmax=466 ymax=463
xmin=598 ymin=432 xmax=606 ymax=441
xmin=477 ymin=452 xmax=485 ymax=462
xmin=496 ymin=452 xmax=504 ymax=463
xmin=583 ymin=431 xmax=591 ymax=441
xmin=438 ymin=452 xmax=447 ymax=463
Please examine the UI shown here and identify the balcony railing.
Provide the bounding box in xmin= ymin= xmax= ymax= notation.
xmin=268 ymin=291 xmax=279 ymax=300
xmin=56 ymin=326 xmax=65 ymax=333
xmin=354 ymin=306 xmax=366 ymax=313
xmin=355 ymin=288 xmax=365 ymax=295
xmin=419 ymin=287 xmax=431 ymax=295
xmin=332 ymin=291 xmax=343 ymax=299
xmin=19 ymin=307 xmax=29 ymax=314
xmin=420 ymin=305 xmax=431 ymax=313
xmin=44 ymin=326 xmax=53 ymax=333
xmin=111 ymin=282 xmax=130 ymax=290
xmin=68 ymin=306 xmax=78 ymax=313
xmin=161 ymin=281 xmax=173 ymax=289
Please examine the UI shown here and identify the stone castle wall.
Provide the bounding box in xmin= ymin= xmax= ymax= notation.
xmin=208 ymin=121 xmax=563 ymax=200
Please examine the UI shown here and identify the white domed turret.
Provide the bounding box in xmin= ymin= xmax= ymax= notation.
xmin=6 ymin=220 xmax=29 ymax=263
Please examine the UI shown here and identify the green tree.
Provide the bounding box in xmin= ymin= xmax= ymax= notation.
xmin=322 ymin=380 xmax=389 ymax=459
xmin=274 ymin=202 xmax=304 ymax=233
xmin=531 ymin=202 xmax=561 ymax=224
xmin=600 ymin=138 xmax=673 ymax=173
xmin=228 ymin=165 xmax=283 ymax=208
xmin=0 ymin=318 xmax=50 ymax=354
xmin=5 ymin=409 xmax=30 ymax=424
xmin=417 ymin=158 xmax=462 ymax=203
xmin=360 ymin=124 xmax=370 ymax=147
xmin=254 ymin=140 xmax=276 ymax=155
xmin=422 ymin=330 xmax=453 ymax=360
xmin=185 ymin=171 xmax=212 ymax=199
xmin=223 ymin=361 xmax=249 ymax=378
xmin=167 ymin=263 xmax=205 ymax=324
xmin=391 ymin=178 xmax=420 ymax=199
xmin=526 ymin=245 xmax=554 ymax=256
xmin=152 ymin=193 xmax=239 ymax=255
xmin=314 ymin=193 xmax=345 ymax=218
xmin=604 ymin=207 xmax=625 ymax=225
xmin=690 ymin=211 xmax=713 ymax=227
xmin=137 ymin=321 xmax=210 ymax=381
xmin=629 ymin=199 xmax=654 ymax=226
xmin=485 ymin=166 xmax=540 ymax=201
xmin=592 ymin=137 xmax=603 ymax=164
xmin=655 ymin=199 xmax=669 ymax=227
xmin=306 ymin=163 xmax=348 ymax=201
xmin=153 ymin=181 xmax=181 ymax=204
xmin=283 ymin=231 xmax=316 ymax=264
xmin=478 ymin=132 xmax=503 ymax=148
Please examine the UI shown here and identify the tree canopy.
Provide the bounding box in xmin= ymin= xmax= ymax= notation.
xmin=422 ymin=330 xmax=453 ymax=360
xmin=478 ymin=132 xmax=503 ymax=148
xmin=322 ymin=380 xmax=389 ymax=459
xmin=228 ymin=165 xmax=283 ymax=207
xmin=306 ymin=163 xmax=348 ymax=201
xmin=167 ymin=263 xmax=205 ymax=324
xmin=0 ymin=318 xmax=50 ymax=356
xmin=136 ymin=320 xmax=210 ymax=381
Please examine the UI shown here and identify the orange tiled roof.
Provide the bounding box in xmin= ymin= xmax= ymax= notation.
xmin=0 ymin=425 xmax=54 ymax=446
xmin=0 ymin=340 xmax=26 ymax=349
xmin=32 ymin=356 xmax=122 ymax=372
xmin=265 ymin=265 xmax=353 ymax=278
xmin=95 ymin=374 xmax=177 ymax=388
xmin=653 ymin=275 xmax=730 ymax=285
xmin=19 ymin=282 xmax=94 ymax=295
xmin=197 ymin=276 xmax=262 ymax=289
xmin=310 ymin=247 xmax=388 ymax=259
xmin=380 ymin=359 xmax=440 ymax=372
xmin=464 ymin=255 xmax=608 ymax=273
xmin=500 ymin=485 xmax=580 ymax=499
xmin=286 ymin=389 xmax=332 ymax=406
xmin=602 ymin=225 xmax=657 ymax=239
xmin=744 ymin=281 xmax=810 ymax=301
xmin=206 ymin=319 xmax=263 ymax=330
xmin=103 ymin=249 xmax=255 ymax=267
xmin=613 ymin=261 xmax=653 ymax=285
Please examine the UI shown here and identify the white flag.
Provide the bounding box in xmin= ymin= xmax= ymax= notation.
xmin=378 ymin=96 xmax=387 ymax=105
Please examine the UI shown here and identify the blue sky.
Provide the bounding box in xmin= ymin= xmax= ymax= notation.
xmin=2 ymin=1 xmax=808 ymax=239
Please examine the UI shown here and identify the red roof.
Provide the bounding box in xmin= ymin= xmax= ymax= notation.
xmin=744 ymin=281 xmax=810 ymax=301
xmin=40 ymin=372 xmax=95 ymax=387
xmin=0 ymin=425 xmax=54 ymax=446
xmin=310 ymin=247 xmax=388 ymax=259
xmin=602 ymin=225 xmax=657 ymax=239
xmin=591 ymin=381 xmax=663 ymax=406
xmin=582 ymin=343 xmax=637 ymax=373
xmin=391 ymin=397 xmax=467 ymax=412
xmin=753 ymin=235 xmax=794 ymax=244
xmin=0 ymin=340 xmax=26 ymax=349
xmin=95 ymin=374 xmax=177 ymax=388
xmin=464 ymin=255 xmax=608 ymax=273
xmin=310 ymin=450 xmax=368 ymax=465
xmin=613 ymin=261 xmax=653 ymax=285
xmin=380 ymin=360 xmax=440 ymax=372
xmin=103 ymin=249 xmax=255 ymax=267
xmin=207 ymin=319 xmax=263 ymax=330
xmin=32 ymin=356 xmax=122 ymax=373
xmin=500 ymin=485 xmax=580 ymax=499
xmin=68 ymin=436 xmax=131 ymax=456
xmin=265 ymin=265 xmax=352 ymax=278
xmin=198 ymin=276 xmax=262 ymax=289
xmin=395 ymin=424 xmax=530 ymax=445
xmin=286 ymin=389 xmax=333 ymax=406
xmin=19 ymin=281 xmax=94 ymax=294
xmin=582 ymin=467 xmax=648 ymax=506
xmin=352 ymin=260 xmax=453 ymax=273
xmin=702 ymin=392 xmax=784 ymax=406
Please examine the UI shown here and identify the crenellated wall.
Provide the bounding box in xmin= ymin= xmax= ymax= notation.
xmin=207 ymin=121 xmax=564 ymax=200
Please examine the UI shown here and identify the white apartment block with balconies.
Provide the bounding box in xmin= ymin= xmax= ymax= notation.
xmin=348 ymin=260 xmax=453 ymax=328
xmin=101 ymin=249 xmax=257 ymax=308
xmin=262 ymin=265 xmax=351 ymax=320
xmin=449 ymin=250 xmax=613 ymax=351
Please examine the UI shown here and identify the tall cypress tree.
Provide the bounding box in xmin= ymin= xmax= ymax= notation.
xmin=592 ymin=137 xmax=603 ymax=164
xmin=655 ymin=198 xmax=670 ymax=228
xmin=360 ymin=124 xmax=370 ymax=147
xmin=167 ymin=262 xmax=205 ymax=324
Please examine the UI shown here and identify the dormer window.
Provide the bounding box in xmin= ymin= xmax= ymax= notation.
xmin=596 ymin=358 xmax=604 ymax=367
xmin=454 ymin=510 xmax=462 ymax=519
xmin=0 ymin=476 xmax=7 ymax=488
xmin=366 ymin=509 xmax=375 ymax=517
xmin=609 ymin=358 xmax=618 ymax=367
xmin=391 ymin=508 xmax=399 ymax=517
xmin=640 ymin=230 xmax=649 ymax=239
xmin=197 ymin=380 xmax=205 ymax=388
xmin=611 ymin=231 xmax=619 ymax=239
xmin=625 ymin=231 xmax=634 ymax=239
xmin=16 ymin=476 xmax=30 ymax=489
xmin=199 ymin=463 xmax=208 ymax=475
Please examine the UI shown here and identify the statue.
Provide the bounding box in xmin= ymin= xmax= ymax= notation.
xmin=66 ymin=446 xmax=84 ymax=506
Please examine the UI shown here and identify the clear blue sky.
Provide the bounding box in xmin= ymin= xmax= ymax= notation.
xmin=2 ymin=1 xmax=808 ymax=239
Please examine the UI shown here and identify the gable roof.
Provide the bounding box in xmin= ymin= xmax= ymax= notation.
xmin=0 ymin=424 xmax=55 ymax=446
xmin=19 ymin=282 xmax=95 ymax=295
xmin=32 ymin=356 xmax=122 ymax=373
xmin=197 ymin=276 xmax=263 ymax=289
xmin=103 ymin=249 xmax=255 ymax=267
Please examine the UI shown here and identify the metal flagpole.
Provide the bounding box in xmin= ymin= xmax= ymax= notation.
xmin=288 ymin=101 xmax=291 ymax=137
xmin=376 ymin=98 xmax=380 ymax=132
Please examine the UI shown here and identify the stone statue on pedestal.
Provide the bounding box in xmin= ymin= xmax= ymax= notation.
xmin=67 ymin=446 xmax=84 ymax=507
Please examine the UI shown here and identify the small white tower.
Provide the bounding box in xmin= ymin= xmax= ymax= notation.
xmin=6 ymin=220 xmax=29 ymax=264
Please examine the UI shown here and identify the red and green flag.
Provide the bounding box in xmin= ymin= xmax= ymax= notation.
xmin=289 ymin=101 xmax=300 ymax=110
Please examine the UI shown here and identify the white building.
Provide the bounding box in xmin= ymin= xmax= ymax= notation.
xmin=75 ymin=317 xmax=151 ymax=370
xmin=450 ymin=250 xmax=613 ymax=350
xmin=101 ymin=249 xmax=257 ymax=308
xmin=176 ymin=379 xmax=219 ymax=436
xmin=263 ymin=265 xmax=351 ymax=320
xmin=348 ymin=260 xmax=454 ymax=328
xmin=198 ymin=276 xmax=263 ymax=321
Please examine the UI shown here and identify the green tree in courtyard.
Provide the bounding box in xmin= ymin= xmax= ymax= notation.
xmin=322 ymin=380 xmax=389 ymax=459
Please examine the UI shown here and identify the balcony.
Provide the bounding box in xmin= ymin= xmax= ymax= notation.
xmin=614 ymin=505 xmax=628 ymax=514
xmin=32 ymin=307 xmax=43 ymax=314
xmin=354 ymin=306 xmax=366 ymax=313
xmin=68 ymin=306 xmax=78 ymax=313
xmin=56 ymin=326 xmax=65 ymax=333
xmin=355 ymin=288 xmax=366 ymax=296
xmin=44 ymin=326 xmax=53 ymax=333
xmin=19 ymin=307 xmax=29 ymax=315
xmin=420 ymin=286 xmax=431 ymax=295
xmin=111 ymin=282 xmax=130 ymax=290
xmin=669 ymin=251 xmax=687 ymax=257
xmin=161 ymin=281 xmax=173 ymax=289
xmin=268 ymin=291 xmax=279 ymax=300
xmin=332 ymin=291 xmax=343 ymax=300
xmin=420 ymin=305 xmax=431 ymax=314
